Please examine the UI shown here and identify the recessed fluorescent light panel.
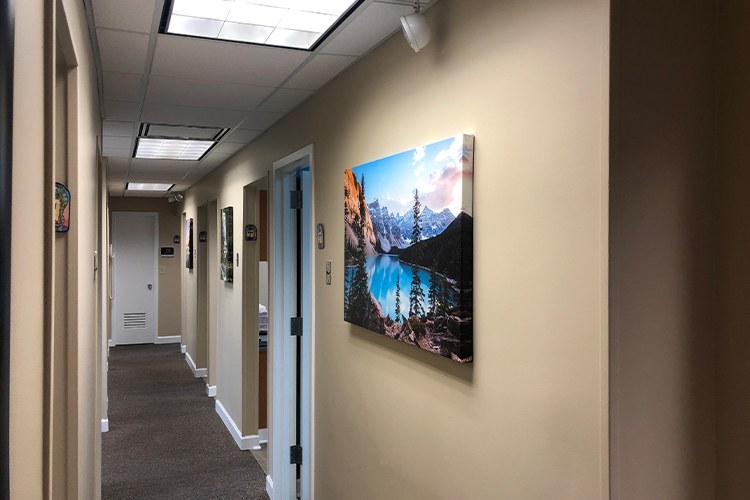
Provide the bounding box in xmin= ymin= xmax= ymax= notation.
xmin=161 ymin=0 xmax=363 ymax=50
xmin=126 ymin=182 xmax=176 ymax=192
xmin=133 ymin=123 xmax=227 ymax=161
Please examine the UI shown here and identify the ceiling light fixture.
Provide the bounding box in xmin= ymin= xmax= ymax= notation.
xmin=400 ymin=0 xmax=431 ymax=53
xmin=126 ymin=182 xmax=176 ymax=192
xmin=161 ymin=0 xmax=364 ymax=51
xmin=133 ymin=123 xmax=227 ymax=161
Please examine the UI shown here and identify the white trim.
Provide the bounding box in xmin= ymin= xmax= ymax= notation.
xmin=184 ymin=351 xmax=207 ymax=378
xmin=259 ymin=427 xmax=268 ymax=444
xmin=108 ymin=339 xmax=116 ymax=348
xmin=180 ymin=344 xmax=186 ymax=354
xmin=101 ymin=419 xmax=109 ymax=433
xmin=266 ymin=476 xmax=274 ymax=499
xmin=206 ymin=384 xmax=217 ymax=397
xmin=155 ymin=335 xmax=181 ymax=344
xmin=271 ymin=145 xmax=315 ymax=500
xmin=215 ymin=399 xmax=261 ymax=451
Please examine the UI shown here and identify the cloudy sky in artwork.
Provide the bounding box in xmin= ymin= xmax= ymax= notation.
xmin=351 ymin=135 xmax=473 ymax=217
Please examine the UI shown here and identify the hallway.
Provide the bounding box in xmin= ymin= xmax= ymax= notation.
xmin=102 ymin=344 xmax=268 ymax=499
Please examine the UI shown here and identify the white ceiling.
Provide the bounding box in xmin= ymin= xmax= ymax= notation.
xmin=89 ymin=0 xmax=433 ymax=197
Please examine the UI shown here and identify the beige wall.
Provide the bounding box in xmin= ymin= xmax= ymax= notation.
xmin=10 ymin=0 xmax=102 ymax=497
xmin=717 ymin=1 xmax=750 ymax=498
xmin=109 ymin=197 xmax=183 ymax=339
xmin=10 ymin=1 xmax=46 ymax=496
xmin=182 ymin=0 xmax=609 ymax=497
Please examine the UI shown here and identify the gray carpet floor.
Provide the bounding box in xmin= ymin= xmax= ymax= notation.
xmin=102 ymin=344 xmax=268 ymax=499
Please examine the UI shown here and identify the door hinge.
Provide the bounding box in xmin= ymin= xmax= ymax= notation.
xmin=291 ymin=317 xmax=303 ymax=336
xmin=290 ymin=444 xmax=302 ymax=465
xmin=290 ymin=190 xmax=302 ymax=210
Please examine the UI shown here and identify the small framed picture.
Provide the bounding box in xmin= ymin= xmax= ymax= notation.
xmin=245 ymin=224 xmax=257 ymax=241
xmin=199 ymin=231 xmax=207 ymax=242
xmin=316 ymin=223 xmax=325 ymax=249
xmin=54 ymin=182 xmax=71 ymax=232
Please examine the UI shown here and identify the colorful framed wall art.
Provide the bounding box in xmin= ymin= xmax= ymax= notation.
xmin=344 ymin=134 xmax=474 ymax=363
xmin=220 ymin=206 xmax=233 ymax=282
xmin=185 ymin=218 xmax=194 ymax=269
xmin=54 ymin=182 xmax=71 ymax=232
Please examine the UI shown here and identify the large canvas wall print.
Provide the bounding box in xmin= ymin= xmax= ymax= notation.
xmin=220 ymin=207 xmax=233 ymax=282
xmin=344 ymin=135 xmax=474 ymax=363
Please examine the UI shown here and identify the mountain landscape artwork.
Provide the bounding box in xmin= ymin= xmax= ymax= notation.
xmin=344 ymin=135 xmax=474 ymax=363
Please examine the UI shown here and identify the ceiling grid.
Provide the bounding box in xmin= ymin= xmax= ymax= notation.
xmin=87 ymin=0 xmax=432 ymax=196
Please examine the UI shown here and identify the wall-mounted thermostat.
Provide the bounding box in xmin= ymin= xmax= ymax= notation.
xmin=160 ymin=247 xmax=175 ymax=258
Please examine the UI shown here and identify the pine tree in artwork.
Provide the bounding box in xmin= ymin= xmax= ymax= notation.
xmin=409 ymin=265 xmax=424 ymax=319
xmin=411 ymin=188 xmax=422 ymax=244
xmin=408 ymin=189 xmax=425 ymax=318
xmin=428 ymin=265 xmax=442 ymax=315
xmin=395 ymin=276 xmax=402 ymax=322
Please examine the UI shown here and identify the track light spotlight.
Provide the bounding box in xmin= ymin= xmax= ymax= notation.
xmin=167 ymin=192 xmax=184 ymax=203
xmin=400 ymin=1 xmax=431 ymax=53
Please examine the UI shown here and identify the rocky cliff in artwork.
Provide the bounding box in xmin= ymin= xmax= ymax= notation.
xmin=344 ymin=168 xmax=377 ymax=260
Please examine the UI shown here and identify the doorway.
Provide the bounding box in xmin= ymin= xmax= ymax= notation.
xmin=242 ymin=178 xmax=270 ymax=471
xmin=270 ymin=146 xmax=314 ymax=500
xmin=111 ymin=212 xmax=158 ymax=345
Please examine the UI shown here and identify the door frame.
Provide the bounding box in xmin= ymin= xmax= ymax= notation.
xmin=269 ymin=145 xmax=315 ymax=500
xmin=0 ymin=0 xmax=13 ymax=494
xmin=110 ymin=211 xmax=159 ymax=346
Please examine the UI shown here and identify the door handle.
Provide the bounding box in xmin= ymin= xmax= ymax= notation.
xmin=147 ymin=284 xmax=153 ymax=290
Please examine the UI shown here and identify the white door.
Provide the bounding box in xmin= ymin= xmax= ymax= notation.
xmin=111 ymin=212 xmax=158 ymax=345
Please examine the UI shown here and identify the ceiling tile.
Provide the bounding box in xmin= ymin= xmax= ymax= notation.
xmin=102 ymin=72 xmax=144 ymax=102
xmin=128 ymin=162 xmax=193 ymax=181
xmin=199 ymin=152 xmax=232 ymax=168
xmin=96 ymin=29 xmax=151 ymax=74
xmin=141 ymin=103 xmax=249 ymax=128
xmin=285 ymin=54 xmax=357 ymax=90
xmin=145 ymin=76 xmax=274 ymax=111
xmin=240 ymin=111 xmax=284 ymax=130
xmin=103 ymin=120 xmax=137 ymax=138
xmin=92 ymin=0 xmax=157 ymax=34
xmin=103 ymin=136 xmax=133 ymax=150
xmin=103 ymin=147 xmax=133 ymax=158
xmin=214 ymin=142 xmax=245 ymax=155
xmin=258 ymin=88 xmax=313 ymax=114
xmin=107 ymin=179 xmax=127 ymax=193
xmin=151 ymin=34 xmax=309 ymax=87
xmin=320 ymin=2 xmax=412 ymax=56
xmin=106 ymin=158 xmax=129 ymax=179
xmin=104 ymin=100 xmax=142 ymax=121
xmin=223 ymin=128 xmax=262 ymax=144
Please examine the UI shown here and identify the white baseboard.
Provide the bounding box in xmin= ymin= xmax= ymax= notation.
xmin=206 ymin=384 xmax=217 ymax=397
xmin=155 ymin=335 xmax=181 ymax=344
xmin=259 ymin=427 xmax=268 ymax=444
xmin=108 ymin=339 xmax=116 ymax=348
xmin=266 ymin=475 xmax=274 ymax=499
xmin=101 ymin=419 xmax=109 ymax=433
xmin=180 ymin=344 xmax=186 ymax=354
xmin=184 ymin=351 xmax=207 ymax=378
xmin=215 ymin=399 xmax=261 ymax=451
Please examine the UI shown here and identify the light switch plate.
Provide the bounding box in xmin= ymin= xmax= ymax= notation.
xmin=325 ymin=260 xmax=332 ymax=285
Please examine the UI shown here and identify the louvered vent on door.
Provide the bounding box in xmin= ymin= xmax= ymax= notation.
xmin=123 ymin=312 xmax=146 ymax=330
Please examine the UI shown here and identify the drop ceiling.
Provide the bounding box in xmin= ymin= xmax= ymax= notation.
xmin=89 ymin=0 xmax=433 ymax=197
